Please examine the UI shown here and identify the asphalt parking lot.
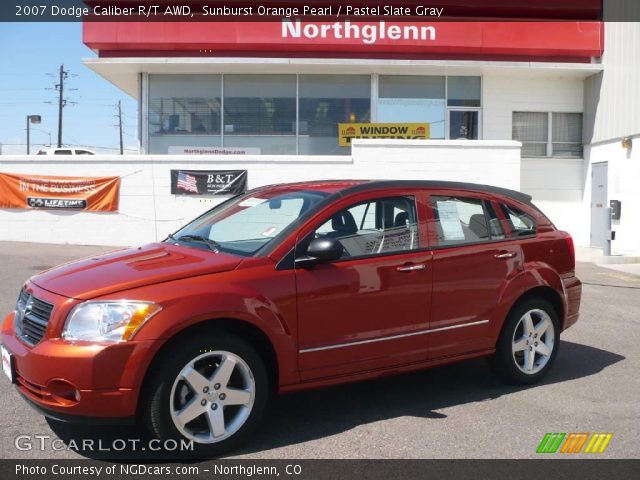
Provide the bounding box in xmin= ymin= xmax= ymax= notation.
xmin=0 ymin=241 xmax=638 ymax=460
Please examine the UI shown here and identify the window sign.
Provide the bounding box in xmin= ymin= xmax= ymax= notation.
xmin=436 ymin=200 xmax=465 ymax=241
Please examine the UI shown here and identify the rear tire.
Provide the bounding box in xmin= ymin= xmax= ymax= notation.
xmin=491 ymin=298 xmax=560 ymax=385
xmin=143 ymin=333 xmax=268 ymax=457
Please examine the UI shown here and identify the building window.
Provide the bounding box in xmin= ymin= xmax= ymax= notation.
xmin=513 ymin=112 xmax=583 ymax=158
xmin=552 ymin=113 xmax=583 ymax=158
xmin=447 ymin=76 xmax=481 ymax=107
xmin=223 ymin=75 xmax=296 ymax=155
xmin=298 ymin=75 xmax=371 ymax=155
xmin=447 ymin=76 xmax=481 ymax=140
xmin=449 ymin=111 xmax=480 ymax=140
xmin=377 ymin=75 xmax=482 ymax=140
xmin=148 ymin=75 xmax=222 ymax=154
xmin=378 ymin=76 xmax=446 ymax=139
xmin=147 ymin=74 xmax=485 ymax=155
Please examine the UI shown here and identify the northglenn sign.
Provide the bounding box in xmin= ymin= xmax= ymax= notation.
xmin=283 ymin=20 xmax=437 ymax=44
xmin=84 ymin=21 xmax=603 ymax=60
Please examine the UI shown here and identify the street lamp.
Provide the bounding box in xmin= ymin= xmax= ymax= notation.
xmin=26 ymin=115 xmax=42 ymax=154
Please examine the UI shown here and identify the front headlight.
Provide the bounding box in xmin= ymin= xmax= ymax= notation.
xmin=62 ymin=301 xmax=162 ymax=343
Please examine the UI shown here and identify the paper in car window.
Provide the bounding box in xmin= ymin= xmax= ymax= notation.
xmin=437 ymin=201 xmax=465 ymax=240
xmin=261 ymin=226 xmax=278 ymax=237
xmin=238 ymin=197 xmax=266 ymax=207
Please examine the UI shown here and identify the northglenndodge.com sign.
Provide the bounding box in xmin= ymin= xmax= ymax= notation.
xmin=171 ymin=170 xmax=248 ymax=196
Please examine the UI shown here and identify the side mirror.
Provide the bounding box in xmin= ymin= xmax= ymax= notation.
xmin=295 ymin=237 xmax=343 ymax=267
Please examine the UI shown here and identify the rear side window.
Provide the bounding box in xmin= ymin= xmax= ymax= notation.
xmin=430 ymin=196 xmax=504 ymax=246
xmin=55 ymin=150 xmax=73 ymax=155
xmin=314 ymin=196 xmax=419 ymax=258
xmin=500 ymin=204 xmax=537 ymax=237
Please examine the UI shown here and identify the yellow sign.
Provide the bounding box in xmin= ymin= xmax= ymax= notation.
xmin=338 ymin=123 xmax=430 ymax=147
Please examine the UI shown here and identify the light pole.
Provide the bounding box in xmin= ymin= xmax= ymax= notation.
xmin=26 ymin=115 xmax=42 ymax=154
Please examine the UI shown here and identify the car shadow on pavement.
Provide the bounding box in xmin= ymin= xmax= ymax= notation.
xmin=46 ymin=340 xmax=624 ymax=460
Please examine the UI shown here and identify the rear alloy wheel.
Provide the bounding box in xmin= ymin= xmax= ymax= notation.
xmin=511 ymin=309 xmax=555 ymax=375
xmin=145 ymin=334 xmax=268 ymax=456
xmin=491 ymin=299 xmax=560 ymax=384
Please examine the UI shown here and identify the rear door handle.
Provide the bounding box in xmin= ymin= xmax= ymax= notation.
xmin=397 ymin=264 xmax=427 ymax=272
xmin=494 ymin=252 xmax=517 ymax=259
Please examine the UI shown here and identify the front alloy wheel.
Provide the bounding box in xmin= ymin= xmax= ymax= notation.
xmin=145 ymin=334 xmax=268 ymax=456
xmin=170 ymin=351 xmax=255 ymax=443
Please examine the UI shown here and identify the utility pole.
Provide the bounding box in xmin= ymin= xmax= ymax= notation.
xmin=55 ymin=64 xmax=68 ymax=148
xmin=117 ymin=100 xmax=124 ymax=155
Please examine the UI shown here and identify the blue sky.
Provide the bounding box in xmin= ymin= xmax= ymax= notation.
xmin=0 ymin=22 xmax=137 ymax=154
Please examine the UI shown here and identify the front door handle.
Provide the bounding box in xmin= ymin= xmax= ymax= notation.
xmin=397 ymin=264 xmax=427 ymax=272
xmin=494 ymin=251 xmax=517 ymax=260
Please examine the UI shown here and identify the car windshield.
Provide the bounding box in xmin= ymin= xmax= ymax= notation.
xmin=169 ymin=189 xmax=329 ymax=256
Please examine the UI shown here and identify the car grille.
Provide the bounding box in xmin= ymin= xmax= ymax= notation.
xmin=16 ymin=289 xmax=54 ymax=346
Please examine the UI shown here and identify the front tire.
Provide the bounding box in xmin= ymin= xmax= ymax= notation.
xmin=491 ymin=298 xmax=560 ymax=385
xmin=144 ymin=333 xmax=268 ymax=457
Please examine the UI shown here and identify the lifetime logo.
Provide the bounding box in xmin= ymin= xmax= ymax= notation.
xmin=537 ymin=433 xmax=613 ymax=454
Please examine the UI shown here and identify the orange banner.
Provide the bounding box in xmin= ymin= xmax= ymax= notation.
xmin=0 ymin=173 xmax=120 ymax=212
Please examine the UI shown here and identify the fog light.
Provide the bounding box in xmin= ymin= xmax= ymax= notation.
xmin=47 ymin=379 xmax=80 ymax=405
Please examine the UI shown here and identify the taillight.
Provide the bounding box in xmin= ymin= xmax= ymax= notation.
xmin=564 ymin=233 xmax=575 ymax=270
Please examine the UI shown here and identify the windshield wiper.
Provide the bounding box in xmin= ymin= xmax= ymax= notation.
xmin=171 ymin=234 xmax=221 ymax=253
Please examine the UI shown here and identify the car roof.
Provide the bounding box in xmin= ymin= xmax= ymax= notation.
xmin=256 ymin=179 xmax=533 ymax=205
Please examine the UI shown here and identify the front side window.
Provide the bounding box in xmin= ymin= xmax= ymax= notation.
xmin=500 ymin=204 xmax=537 ymax=237
xmin=172 ymin=190 xmax=328 ymax=256
xmin=430 ymin=196 xmax=501 ymax=246
xmin=312 ymin=196 xmax=419 ymax=258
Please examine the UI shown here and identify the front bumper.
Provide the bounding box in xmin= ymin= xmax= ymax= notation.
xmin=1 ymin=310 xmax=156 ymax=419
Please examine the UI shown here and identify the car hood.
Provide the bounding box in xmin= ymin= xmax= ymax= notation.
xmin=30 ymin=242 xmax=242 ymax=300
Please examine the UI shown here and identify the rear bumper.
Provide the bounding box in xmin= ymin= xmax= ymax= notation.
xmin=1 ymin=311 xmax=154 ymax=419
xmin=562 ymin=274 xmax=582 ymax=331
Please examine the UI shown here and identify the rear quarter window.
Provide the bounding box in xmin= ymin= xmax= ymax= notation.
xmin=500 ymin=204 xmax=537 ymax=237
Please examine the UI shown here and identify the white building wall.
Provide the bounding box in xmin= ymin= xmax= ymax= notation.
xmin=585 ymin=140 xmax=640 ymax=256
xmin=585 ymin=23 xmax=640 ymax=143
xmin=482 ymin=74 xmax=585 ymax=141
xmin=483 ymin=73 xmax=588 ymax=244
xmin=582 ymin=22 xmax=640 ymax=256
xmin=0 ymin=140 xmax=521 ymax=247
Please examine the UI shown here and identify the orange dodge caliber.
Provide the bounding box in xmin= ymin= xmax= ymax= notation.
xmin=1 ymin=180 xmax=582 ymax=455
